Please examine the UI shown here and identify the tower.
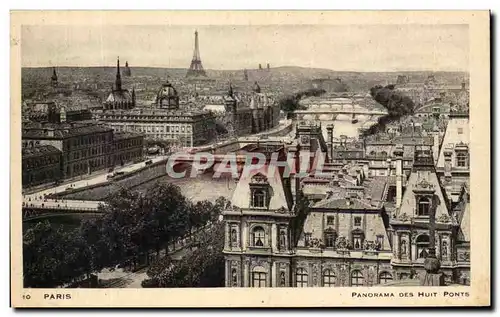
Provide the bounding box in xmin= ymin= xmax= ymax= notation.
xmin=51 ymin=67 xmax=58 ymax=87
xmin=243 ymin=69 xmax=248 ymax=81
xmin=267 ymin=63 xmax=270 ymax=71
xmin=124 ymin=61 xmax=132 ymax=77
xmin=186 ymin=30 xmax=207 ymax=77
xmin=115 ymin=57 xmax=122 ymax=91
xmin=259 ymin=64 xmax=262 ymax=70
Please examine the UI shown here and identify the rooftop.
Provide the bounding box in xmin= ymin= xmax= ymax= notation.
xmin=22 ymin=144 xmax=61 ymax=158
xmin=22 ymin=122 xmax=113 ymax=139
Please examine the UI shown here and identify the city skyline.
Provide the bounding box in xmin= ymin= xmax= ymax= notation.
xmin=22 ymin=24 xmax=469 ymax=72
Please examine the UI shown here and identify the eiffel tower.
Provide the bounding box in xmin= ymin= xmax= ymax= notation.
xmin=186 ymin=30 xmax=207 ymax=77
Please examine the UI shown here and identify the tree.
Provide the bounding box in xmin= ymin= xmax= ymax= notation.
xmin=23 ymin=221 xmax=92 ymax=288
xmin=142 ymin=222 xmax=225 ymax=288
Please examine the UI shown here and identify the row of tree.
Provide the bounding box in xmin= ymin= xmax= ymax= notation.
xmin=279 ymin=88 xmax=327 ymax=116
xmin=142 ymin=222 xmax=225 ymax=288
xmin=23 ymin=182 xmax=228 ymax=288
xmin=364 ymin=84 xmax=416 ymax=135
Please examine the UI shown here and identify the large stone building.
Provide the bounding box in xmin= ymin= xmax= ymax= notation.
xmin=22 ymin=122 xmax=114 ymax=179
xmin=113 ymin=132 xmax=144 ymax=166
xmin=96 ymin=80 xmax=215 ymax=148
xmin=203 ymin=83 xmax=281 ymax=138
xmin=22 ymin=145 xmax=63 ymax=188
xmin=222 ymin=120 xmax=470 ymax=287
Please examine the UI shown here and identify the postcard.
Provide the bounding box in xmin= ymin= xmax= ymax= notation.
xmin=10 ymin=10 xmax=490 ymax=307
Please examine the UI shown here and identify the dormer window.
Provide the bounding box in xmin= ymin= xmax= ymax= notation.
xmin=252 ymin=189 xmax=266 ymax=208
xmin=417 ymin=197 xmax=431 ymax=216
xmin=279 ymin=230 xmax=287 ymax=250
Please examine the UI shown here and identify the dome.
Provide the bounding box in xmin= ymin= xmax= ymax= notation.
xmin=157 ymin=82 xmax=178 ymax=99
xmin=156 ymin=81 xmax=180 ymax=109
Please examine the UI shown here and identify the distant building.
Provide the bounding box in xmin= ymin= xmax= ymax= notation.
xmin=22 ymin=145 xmax=62 ymax=188
xmin=202 ymin=83 xmax=280 ymax=137
xmin=22 ymin=122 xmax=114 ymax=179
xmin=123 ymin=61 xmax=132 ymax=77
xmin=104 ymin=58 xmax=136 ymax=110
xmin=310 ymin=77 xmax=348 ymax=93
xmin=96 ymin=81 xmax=215 ymax=148
xmin=23 ymin=101 xmax=92 ymax=123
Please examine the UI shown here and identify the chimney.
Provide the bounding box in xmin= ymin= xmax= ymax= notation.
xmin=461 ymin=81 xmax=466 ymax=90
xmin=326 ymin=124 xmax=334 ymax=161
xmin=444 ymin=146 xmax=453 ymax=182
xmin=46 ymin=128 xmax=55 ymax=137
xmin=393 ymin=144 xmax=404 ymax=208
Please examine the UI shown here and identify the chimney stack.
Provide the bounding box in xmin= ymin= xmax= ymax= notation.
xmin=393 ymin=144 xmax=404 ymax=208
xmin=326 ymin=124 xmax=334 ymax=161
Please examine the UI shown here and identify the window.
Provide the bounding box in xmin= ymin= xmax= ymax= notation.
xmin=304 ymin=233 xmax=312 ymax=247
xmin=279 ymin=230 xmax=287 ymax=250
xmin=326 ymin=216 xmax=335 ymax=225
xmin=416 ymin=235 xmax=430 ymax=259
xmin=351 ymin=270 xmax=364 ymax=286
xmin=324 ymin=231 xmax=337 ymax=248
xmin=376 ymin=235 xmax=384 ymax=250
xmin=252 ymin=226 xmax=265 ymax=247
xmin=352 ymin=230 xmax=364 ymax=250
xmin=251 ymin=189 xmax=266 ymax=208
xmin=457 ymin=127 xmax=463 ymax=134
xmin=417 ymin=197 xmax=431 ymax=216
xmin=252 ymin=272 xmax=267 ymax=288
xmin=456 ymin=152 xmax=468 ymax=168
xmin=231 ymin=268 xmax=238 ymax=287
xmin=354 ymin=217 xmax=362 ymax=227
xmin=379 ymin=272 xmax=393 ymax=285
xmin=323 ymin=269 xmax=336 ymax=287
xmin=296 ymin=268 xmax=308 ymax=287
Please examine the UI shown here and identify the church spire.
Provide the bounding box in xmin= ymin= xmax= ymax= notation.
xmin=115 ymin=56 xmax=122 ymax=91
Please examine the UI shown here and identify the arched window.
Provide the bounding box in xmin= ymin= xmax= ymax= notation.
xmin=380 ymin=151 xmax=388 ymax=158
xmin=379 ymin=272 xmax=393 ymax=284
xmin=442 ymin=240 xmax=448 ymax=257
xmin=351 ymin=270 xmax=364 ymax=286
xmin=369 ymin=151 xmax=376 ymax=156
xmin=417 ymin=197 xmax=431 ymax=216
xmin=456 ymin=152 xmax=468 ymax=167
xmin=279 ymin=230 xmax=287 ymax=250
xmin=296 ymin=268 xmax=308 ymax=287
xmin=323 ymin=269 xmax=336 ymax=287
xmin=252 ymin=189 xmax=266 ymax=208
xmin=416 ymin=234 xmax=430 ymax=259
xmin=252 ymin=226 xmax=265 ymax=247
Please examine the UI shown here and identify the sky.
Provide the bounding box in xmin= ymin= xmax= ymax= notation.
xmin=21 ymin=24 xmax=469 ymax=72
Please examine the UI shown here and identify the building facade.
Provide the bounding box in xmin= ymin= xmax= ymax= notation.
xmin=22 ymin=145 xmax=62 ymax=188
xmin=22 ymin=122 xmax=114 ymax=179
xmin=113 ymin=132 xmax=145 ymax=166
xmin=96 ymin=81 xmax=216 ymax=148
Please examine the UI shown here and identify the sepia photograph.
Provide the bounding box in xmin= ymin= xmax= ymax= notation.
xmin=10 ymin=10 xmax=490 ymax=307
